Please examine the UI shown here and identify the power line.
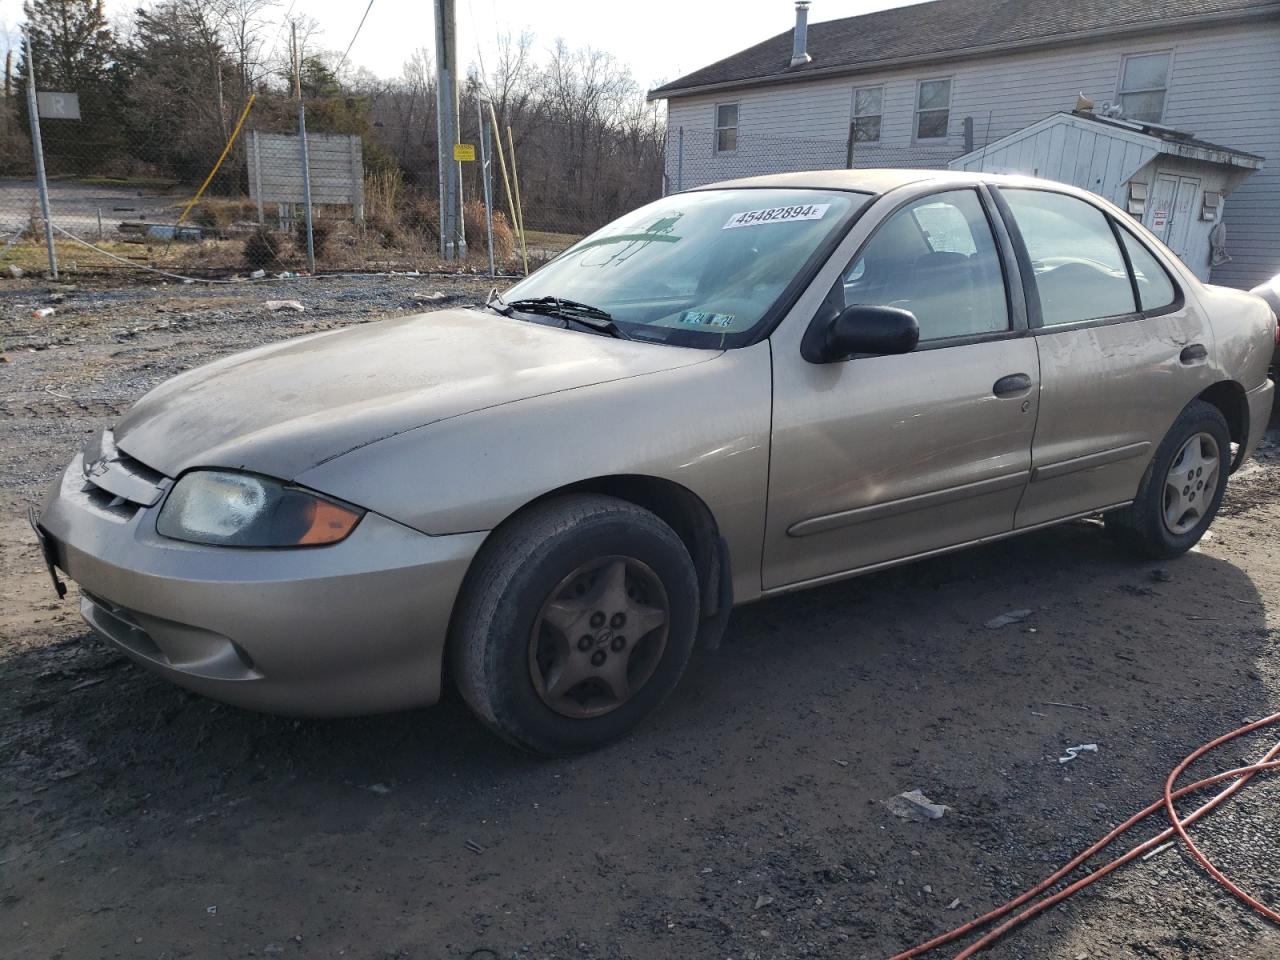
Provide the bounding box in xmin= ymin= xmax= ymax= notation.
xmin=334 ymin=0 xmax=376 ymax=76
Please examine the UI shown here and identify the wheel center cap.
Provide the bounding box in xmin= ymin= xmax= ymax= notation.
xmin=594 ymin=628 xmax=614 ymax=649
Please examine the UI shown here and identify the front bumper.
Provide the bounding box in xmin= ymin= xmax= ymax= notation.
xmin=37 ymin=453 xmax=486 ymax=716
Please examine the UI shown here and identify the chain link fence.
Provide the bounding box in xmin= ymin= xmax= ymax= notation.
xmin=2 ymin=84 xmax=973 ymax=283
xmin=0 ymin=77 xmax=668 ymax=281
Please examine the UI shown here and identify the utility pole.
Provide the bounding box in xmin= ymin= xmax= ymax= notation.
xmin=433 ymin=0 xmax=460 ymax=260
xmin=24 ymin=38 xmax=57 ymax=279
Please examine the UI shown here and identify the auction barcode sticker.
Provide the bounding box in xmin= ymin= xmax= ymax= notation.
xmin=723 ymin=203 xmax=831 ymax=229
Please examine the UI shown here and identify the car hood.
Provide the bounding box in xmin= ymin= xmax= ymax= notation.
xmin=114 ymin=308 xmax=714 ymax=479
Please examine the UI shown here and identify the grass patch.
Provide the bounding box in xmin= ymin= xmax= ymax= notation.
xmin=523 ymin=229 xmax=582 ymax=253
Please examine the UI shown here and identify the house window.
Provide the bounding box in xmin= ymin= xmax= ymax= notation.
xmin=1118 ymin=52 xmax=1171 ymax=123
xmin=852 ymin=85 xmax=882 ymax=142
xmin=914 ymin=77 xmax=951 ymax=140
xmin=715 ymin=103 xmax=739 ymax=153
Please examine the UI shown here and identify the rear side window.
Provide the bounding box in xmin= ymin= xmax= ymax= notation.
xmin=1118 ymin=227 xmax=1177 ymax=312
xmin=841 ymin=189 xmax=1008 ymax=341
xmin=1001 ymin=189 xmax=1137 ymax=326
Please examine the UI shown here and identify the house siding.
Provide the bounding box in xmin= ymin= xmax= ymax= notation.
xmin=663 ymin=19 xmax=1280 ymax=288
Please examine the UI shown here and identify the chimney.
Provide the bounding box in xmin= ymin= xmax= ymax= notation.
xmin=790 ymin=2 xmax=812 ymax=67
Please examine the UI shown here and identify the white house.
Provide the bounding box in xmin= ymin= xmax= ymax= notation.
xmin=648 ymin=0 xmax=1280 ymax=289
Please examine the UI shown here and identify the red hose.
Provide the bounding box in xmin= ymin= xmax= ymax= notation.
xmin=891 ymin=712 xmax=1280 ymax=959
xmin=1164 ymin=718 xmax=1280 ymax=924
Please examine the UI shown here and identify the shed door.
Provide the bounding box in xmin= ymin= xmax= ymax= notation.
xmin=1148 ymin=174 xmax=1200 ymax=261
xmin=1148 ymin=175 xmax=1178 ymax=245
xmin=1169 ymin=176 xmax=1201 ymax=260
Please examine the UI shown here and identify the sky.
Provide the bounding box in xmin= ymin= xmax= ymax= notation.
xmin=0 ymin=0 xmax=919 ymax=90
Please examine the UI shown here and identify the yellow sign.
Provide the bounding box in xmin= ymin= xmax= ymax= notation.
xmin=453 ymin=143 xmax=476 ymax=162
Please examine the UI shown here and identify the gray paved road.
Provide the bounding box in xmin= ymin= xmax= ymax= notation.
xmin=0 ymin=177 xmax=179 ymax=238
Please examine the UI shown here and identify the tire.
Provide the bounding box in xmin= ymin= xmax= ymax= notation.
xmin=1105 ymin=400 xmax=1231 ymax=560
xmin=451 ymin=494 xmax=700 ymax=755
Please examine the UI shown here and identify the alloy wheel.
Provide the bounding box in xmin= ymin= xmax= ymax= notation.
xmin=1162 ymin=432 xmax=1220 ymax=536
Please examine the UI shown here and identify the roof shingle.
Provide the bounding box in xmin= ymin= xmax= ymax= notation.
xmin=649 ymin=0 xmax=1280 ymax=97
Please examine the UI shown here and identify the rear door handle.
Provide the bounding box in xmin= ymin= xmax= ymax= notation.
xmin=1179 ymin=343 xmax=1208 ymax=364
xmin=993 ymin=373 xmax=1033 ymax=397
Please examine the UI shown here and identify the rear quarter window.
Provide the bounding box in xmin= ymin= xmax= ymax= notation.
xmin=1117 ymin=227 xmax=1178 ymax=312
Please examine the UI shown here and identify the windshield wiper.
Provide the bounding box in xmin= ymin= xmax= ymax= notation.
xmin=505 ymin=296 xmax=632 ymax=340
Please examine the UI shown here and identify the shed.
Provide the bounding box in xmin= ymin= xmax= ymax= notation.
xmin=948 ymin=111 xmax=1263 ymax=281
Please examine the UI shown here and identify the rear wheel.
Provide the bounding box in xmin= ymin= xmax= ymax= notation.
xmin=451 ymin=494 xmax=699 ymax=755
xmin=1106 ymin=400 xmax=1230 ymax=559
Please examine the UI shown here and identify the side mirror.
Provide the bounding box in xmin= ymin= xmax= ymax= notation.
xmin=803 ymin=304 xmax=920 ymax=363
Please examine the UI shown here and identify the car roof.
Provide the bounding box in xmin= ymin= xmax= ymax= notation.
xmin=690 ymin=168 xmax=1071 ymax=196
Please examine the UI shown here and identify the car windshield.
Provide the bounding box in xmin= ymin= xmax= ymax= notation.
xmin=500 ymin=188 xmax=869 ymax=348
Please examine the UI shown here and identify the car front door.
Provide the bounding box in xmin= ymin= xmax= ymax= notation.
xmin=763 ymin=186 xmax=1039 ymax=591
xmin=992 ymin=187 xmax=1218 ymax=528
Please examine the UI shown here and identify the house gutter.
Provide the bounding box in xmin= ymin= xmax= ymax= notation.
xmin=646 ymin=5 xmax=1280 ymax=101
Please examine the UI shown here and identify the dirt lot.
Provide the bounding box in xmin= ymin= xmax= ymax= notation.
xmin=2 ymin=275 xmax=1278 ymax=960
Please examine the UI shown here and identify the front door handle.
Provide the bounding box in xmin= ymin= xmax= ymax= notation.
xmin=993 ymin=373 xmax=1033 ymax=397
xmin=1180 ymin=343 xmax=1208 ymax=364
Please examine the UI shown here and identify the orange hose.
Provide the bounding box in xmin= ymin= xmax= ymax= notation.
xmin=1164 ymin=717 xmax=1280 ymax=924
xmin=891 ymin=713 xmax=1280 ymax=959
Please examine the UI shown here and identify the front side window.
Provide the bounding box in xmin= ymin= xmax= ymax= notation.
xmin=852 ymin=85 xmax=883 ymax=142
xmin=715 ymin=103 xmax=739 ymax=153
xmin=1118 ymin=226 xmax=1177 ymax=311
xmin=915 ymin=77 xmax=951 ymax=140
xmin=1118 ymin=52 xmax=1170 ymax=123
xmin=1000 ymin=189 xmax=1137 ymax=326
xmin=503 ymin=188 xmax=868 ymax=348
xmin=840 ymin=189 xmax=1008 ymax=341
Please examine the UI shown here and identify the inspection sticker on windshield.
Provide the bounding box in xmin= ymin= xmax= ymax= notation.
xmin=678 ymin=310 xmax=735 ymax=327
xmin=723 ymin=203 xmax=830 ymax=229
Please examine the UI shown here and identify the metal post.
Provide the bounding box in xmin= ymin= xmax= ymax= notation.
xmin=477 ymin=98 xmax=495 ymax=278
xmin=455 ymin=79 xmax=466 ymax=260
xmin=676 ymin=126 xmax=684 ymax=193
xmin=661 ymin=128 xmax=669 ymax=197
xmin=434 ymin=0 xmax=459 ymax=260
xmin=297 ymin=100 xmax=315 ymax=272
xmin=96 ymin=207 xmax=103 ymax=240
xmin=251 ymin=129 xmax=265 ymax=224
xmin=293 ymin=24 xmax=316 ymax=273
xmin=24 ymin=42 xmax=57 ymax=279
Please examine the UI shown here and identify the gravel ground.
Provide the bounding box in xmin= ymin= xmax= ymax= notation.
xmin=1 ymin=275 xmax=1278 ymax=960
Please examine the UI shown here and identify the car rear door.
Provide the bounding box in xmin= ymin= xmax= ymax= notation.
xmin=992 ymin=187 xmax=1218 ymax=528
xmin=762 ymin=186 xmax=1039 ymax=591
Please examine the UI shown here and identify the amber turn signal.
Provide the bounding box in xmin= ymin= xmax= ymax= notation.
xmin=298 ymin=499 xmax=363 ymax=545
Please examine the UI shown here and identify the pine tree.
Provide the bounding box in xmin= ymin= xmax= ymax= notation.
xmin=16 ymin=0 xmax=125 ymax=176
xmin=17 ymin=0 xmax=114 ymax=89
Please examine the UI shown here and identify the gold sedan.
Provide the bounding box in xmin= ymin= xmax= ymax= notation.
xmin=34 ymin=170 xmax=1277 ymax=754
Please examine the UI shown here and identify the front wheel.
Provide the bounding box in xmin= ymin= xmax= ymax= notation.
xmin=451 ymin=494 xmax=700 ymax=755
xmin=1106 ymin=400 xmax=1230 ymax=560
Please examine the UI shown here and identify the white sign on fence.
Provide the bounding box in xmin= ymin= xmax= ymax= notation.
xmin=246 ymin=129 xmax=364 ymax=224
xmin=36 ymin=92 xmax=81 ymax=120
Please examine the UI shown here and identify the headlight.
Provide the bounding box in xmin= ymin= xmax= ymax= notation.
xmin=157 ymin=470 xmax=363 ymax=547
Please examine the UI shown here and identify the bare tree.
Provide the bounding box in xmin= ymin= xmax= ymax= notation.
xmin=180 ymin=0 xmax=231 ymax=136
xmin=218 ymin=0 xmax=276 ymax=105
xmin=475 ymin=30 xmax=534 ymax=132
